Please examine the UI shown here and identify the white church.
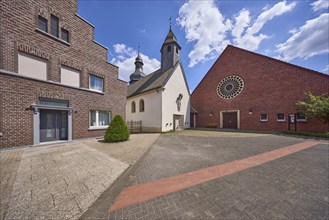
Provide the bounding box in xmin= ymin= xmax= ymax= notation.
xmin=125 ymin=27 xmax=190 ymax=132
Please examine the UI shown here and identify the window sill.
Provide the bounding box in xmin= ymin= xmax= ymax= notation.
xmin=36 ymin=28 xmax=71 ymax=46
xmin=276 ymin=120 xmax=286 ymax=122
xmin=88 ymin=126 xmax=108 ymax=131
xmin=260 ymin=120 xmax=268 ymax=122
xmin=89 ymin=88 xmax=104 ymax=93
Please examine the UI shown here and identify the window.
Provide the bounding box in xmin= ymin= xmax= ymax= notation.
xmin=139 ymin=99 xmax=145 ymax=112
xmin=297 ymin=112 xmax=307 ymax=122
xmin=61 ymin=28 xmax=69 ymax=42
xmin=176 ymin=47 xmax=179 ymax=54
xmin=89 ymin=75 xmax=104 ymax=92
xmin=277 ymin=113 xmax=285 ymax=121
xmin=216 ymin=75 xmax=244 ymax=99
xmin=131 ymin=101 xmax=136 ymax=113
xmin=18 ymin=52 xmax=47 ymax=80
xmin=38 ymin=16 xmax=48 ymax=32
xmin=167 ymin=45 xmax=171 ymax=52
xmin=60 ymin=66 xmax=80 ymax=87
xmin=50 ymin=15 xmax=59 ymax=37
xmin=90 ymin=110 xmax=111 ymax=128
xmin=260 ymin=114 xmax=268 ymax=122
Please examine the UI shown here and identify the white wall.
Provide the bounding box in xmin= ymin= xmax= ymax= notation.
xmin=162 ymin=65 xmax=190 ymax=132
xmin=126 ymin=91 xmax=162 ymax=131
xmin=18 ymin=52 xmax=47 ymax=80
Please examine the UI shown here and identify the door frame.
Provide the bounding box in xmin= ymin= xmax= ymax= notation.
xmin=31 ymin=104 xmax=73 ymax=145
xmin=220 ymin=110 xmax=240 ymax=129
xmin=173 ymin=114 xmax=184 ymax=131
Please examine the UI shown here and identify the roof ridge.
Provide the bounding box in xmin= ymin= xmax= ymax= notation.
xmin=227 ymin=45 xmax=328 ymax=77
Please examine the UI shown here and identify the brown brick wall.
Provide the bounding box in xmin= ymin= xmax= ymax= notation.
xmin=0 ymin=0 xmax=127 ymax=148
xmin=191 ymin=45 xmax=329 ymax=133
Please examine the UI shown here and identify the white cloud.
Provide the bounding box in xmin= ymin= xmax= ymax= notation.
xmin=177 ymin=0 xmax=296 ymax=67
xmin=311 ymin=0 xmax=329 ymax=12
xmin=276 ymin=13 xmax=329 ymax=61
xmin=177 ymin=0 xmax=231 ymax=67
xmin=111 ymin=44 xmax=160 ymax=82
xmin=233 ymin=1 xmax=296 ymax=51
xmin=231 ymin=9 xmax=250 ymax=39
xmin=323 ymin=64 xmax=329 ymax=74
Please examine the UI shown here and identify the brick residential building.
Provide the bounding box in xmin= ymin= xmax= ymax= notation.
xmin=191 ymin=45 xmax=329 ymax=133
xmin=0 ymin=0 xmax=127 ymax=148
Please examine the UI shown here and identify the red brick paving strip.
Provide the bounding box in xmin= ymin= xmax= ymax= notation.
xmin=109 ymin=141 xmax=320 ymax=212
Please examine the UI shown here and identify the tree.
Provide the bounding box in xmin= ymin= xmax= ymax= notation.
xmin=104 ymin=115 xmax=130 ymax=142
xmin=296 ymin=92 xmax=329 ymax=132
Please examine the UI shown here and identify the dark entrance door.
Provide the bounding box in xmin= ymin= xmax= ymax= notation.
xmin=222 ymin=112 xmax=238 ymax=129
xmin=40 ymin=110 xmax=68 ymax=142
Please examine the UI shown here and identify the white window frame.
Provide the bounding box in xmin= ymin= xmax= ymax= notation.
xmin=276 ymin=113 xmax=285 ymax=122
xmin=89 ymin=75 xmax=104 ymax=92
xmin=89 ymin=110 xmax=111 ymax=130
xmin=260 ymin=114 xmax=268 ymax=122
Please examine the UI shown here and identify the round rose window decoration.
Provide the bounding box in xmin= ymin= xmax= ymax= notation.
xmin=216 ymin=75 xmax=244 ymax=99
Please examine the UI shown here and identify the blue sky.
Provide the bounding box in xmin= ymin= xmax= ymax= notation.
xmin=78 ymin=0 xmax=329 ymax=92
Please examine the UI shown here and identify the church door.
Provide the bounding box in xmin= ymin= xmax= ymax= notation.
xmin=222 ymin=112 xmax=238 ymax=129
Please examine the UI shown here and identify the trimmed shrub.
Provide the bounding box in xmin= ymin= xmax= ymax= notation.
xmin=104 ymin=115 xmax=129 ymax=142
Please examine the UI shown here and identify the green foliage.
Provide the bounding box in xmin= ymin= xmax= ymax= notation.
xmin=104 ymin=115 xmax=129 ymax=142
xmin=162 ymin=130 xmax=174 ymax=134
xmin=296 ymin=92 xmax=329 ymax=131
xmin=282 ymin=131 xmax=329 ymax=139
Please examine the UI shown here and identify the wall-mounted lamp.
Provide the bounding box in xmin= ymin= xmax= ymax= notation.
xmin=74 ymin=111 xmax=78 ymax=114
xmin=209 ymin=112 xmax=213 ymax=117
xmin=248 ymin=108 xmax=253 ymax=115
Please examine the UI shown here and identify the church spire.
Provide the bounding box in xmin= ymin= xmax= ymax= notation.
xmin=129 ymin=43 xmax=145 ymax=85
xmin=160 ymin=20 xmax=181 ymax=71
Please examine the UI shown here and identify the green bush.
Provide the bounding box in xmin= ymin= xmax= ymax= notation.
xmin=104 ymin=115 xmax=129 ymax=142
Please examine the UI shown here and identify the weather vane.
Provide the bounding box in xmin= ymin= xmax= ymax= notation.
xmin=138 ymin=42 xmax=140 ymax=55
xmin=169 ymin=16 xmax=172 ymax=28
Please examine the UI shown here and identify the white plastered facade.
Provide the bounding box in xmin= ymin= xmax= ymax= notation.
xmin=125 ymin=64 xmax=190 ymax=132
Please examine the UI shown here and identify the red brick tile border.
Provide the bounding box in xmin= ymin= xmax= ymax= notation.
xmin=109 ymin=141 xmax=320 ymax=212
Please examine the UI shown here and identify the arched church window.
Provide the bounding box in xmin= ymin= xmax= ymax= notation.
xmin=139 ymin=99 xmax=145 ymax=112
xmin=167 ymin=45 xmax=171 ymax=52
xmin=131 ymin=101 xmax=136 ymax=113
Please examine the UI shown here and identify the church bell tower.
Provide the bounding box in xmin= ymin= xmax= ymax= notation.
xmin=129 ymin=44 xmax=146 ymax=84
xmin=160 ymin=21 xmax=181 ymax=71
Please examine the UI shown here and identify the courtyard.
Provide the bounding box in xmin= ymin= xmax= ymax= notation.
xmin=1 ymin=130 xmax=328 ymax=219
xmin=82 ymin=130 xmax=328 ymax=219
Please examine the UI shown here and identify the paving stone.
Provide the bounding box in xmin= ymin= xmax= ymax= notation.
xmin=82 ymin=131 xmax=329 ymax=220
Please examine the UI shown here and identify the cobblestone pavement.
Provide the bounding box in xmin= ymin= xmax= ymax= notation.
xmin=81 ymin=131 xmax=329 ymax=220
xmin=81 ymin=134 xmax=160 ymax=165
xmin=0 ymin=134 xmax=159 ymax=220
xmin=0 ymin=148 xmax=23 ymax=220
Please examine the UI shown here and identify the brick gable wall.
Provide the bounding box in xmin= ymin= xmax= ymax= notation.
xmin=0 ymin=0 xmax=127 ymax=148
xmin=191 ymin=45 xmax=329 ymax=133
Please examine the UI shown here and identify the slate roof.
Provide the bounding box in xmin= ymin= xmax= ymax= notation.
xmin=127 ymin=62 xmax=180 ymax=98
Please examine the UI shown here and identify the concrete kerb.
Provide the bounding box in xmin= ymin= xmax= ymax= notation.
xmin=79 ymin=134 xmax=162 ymax=219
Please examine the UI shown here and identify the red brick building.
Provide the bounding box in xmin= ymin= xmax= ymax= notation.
xmin=191 ymin=45 xmax=329 ymax=133
xmin=0 ymin=0 xmax=126 ymax=148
